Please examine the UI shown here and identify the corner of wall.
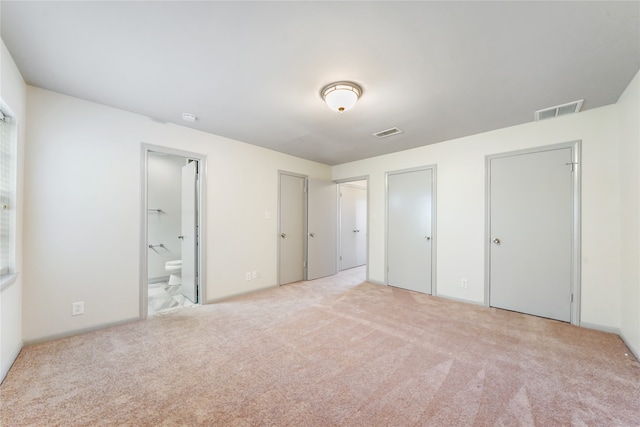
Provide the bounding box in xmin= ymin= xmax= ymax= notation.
xmin=617 ymin=68 xmax=640 ymax=358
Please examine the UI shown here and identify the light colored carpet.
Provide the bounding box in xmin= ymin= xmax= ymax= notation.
xmin=2 ymin=266 xmax=639 ymax=426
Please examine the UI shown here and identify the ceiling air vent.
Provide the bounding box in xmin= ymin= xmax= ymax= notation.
xmin=373 ymin=127 xmax=403 ymax=139
xmin=535 ymin=100 xmax=583 ymax=121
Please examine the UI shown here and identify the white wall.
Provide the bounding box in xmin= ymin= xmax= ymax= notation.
xmin=0 ymin=40 xmax=26 ymax=382
xmin=147 ymin=152 xmax=184 ymax=281
xmin=23 ymin=86 xmax=331 ymax=342
xmin=333 ymin=103 xmax=622 ymax=330
xmin=618 ymin=69 xmax=640 ymax=357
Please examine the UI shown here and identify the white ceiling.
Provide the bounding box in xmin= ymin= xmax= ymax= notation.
xmin=2 ymin=1 xmax=639 ymax=165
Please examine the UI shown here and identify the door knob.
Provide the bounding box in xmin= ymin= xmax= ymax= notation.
xmin=178 ymin=235 xmax=184 ymax=240
xmin=492 ymin=238 xmax=501 ymax=245
xmin=281 ymin=233 xmax=286 ymax=239
xmin=425 ymin=236 xmax=431 ymax=240
xmin=353 ymin=230 xmax=359 ymax=233
xmin=309 ymin=233 xmax=315 ymax=237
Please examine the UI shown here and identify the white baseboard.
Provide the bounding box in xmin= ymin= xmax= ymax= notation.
xmin=23 ymin=317 xmax=140 ymax=347
xmin=580 ymin=322 xmax=640 ymax=361
xmin=619 ymin=332 xmax=640 ymax=361
xmin=434 ymin=293 xmax=486 ymax=306
xmin=1 ymin=341 xmax=23 ymax=384
xmin=579 ymin=321 xmax=621 ymax=335
xmin=205 ymin=284 xmax=279 ymax=304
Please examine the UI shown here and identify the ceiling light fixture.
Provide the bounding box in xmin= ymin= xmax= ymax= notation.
xmin=321 ymin=81 xmax=362 ymax=113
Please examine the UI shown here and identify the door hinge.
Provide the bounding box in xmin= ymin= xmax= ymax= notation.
xmin=571 ymin=293 xmax=574 ymax=303
xmin=339 ymin=256 xmax=342 ymax=260
xmin=565 ymin=162 xmax=578 ymax=172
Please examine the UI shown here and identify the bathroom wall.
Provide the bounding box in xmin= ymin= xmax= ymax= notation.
xmin=23 ymin=86 xmax=331 ymax=342
xmin=0 ymin=39 xmax=26 ymax=382
xmin=147 ymin=152 xmax=184 ymax=282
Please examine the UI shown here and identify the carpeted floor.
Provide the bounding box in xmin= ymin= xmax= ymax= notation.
xmin=2 ymin=266 xmax=639 ymax=426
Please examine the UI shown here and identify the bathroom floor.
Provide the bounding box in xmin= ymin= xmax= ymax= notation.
xmin=148 ymin=282 xmax=196 ymax=316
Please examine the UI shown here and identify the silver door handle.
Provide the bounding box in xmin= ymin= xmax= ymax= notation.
xmin=309 ymin=233 xmax=315 ymax=237
xmin=425 ymin=236 xmax=431 ymax=240
xmin=353 ymin=230 xmax=359 ymax=233
xmin=281 ymin=233 xmax=286 ymax=239
xmin=178 ymin=235 xmax=184 ymax=240
xmin=492 ymin=238 xmax=501 ymax=245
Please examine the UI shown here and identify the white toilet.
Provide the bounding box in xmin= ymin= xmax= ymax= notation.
xmin=165 ymin=260 xmax=182 ymax=285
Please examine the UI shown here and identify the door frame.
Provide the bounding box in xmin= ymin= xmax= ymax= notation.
xmin=277 ymin=170 xmax=308 ymax=285
xmin=140 ymin=143 xmax=207 ymax=319
xmin=336 ymin=176 xmax=370 ymax=280
xmin=484 ymin=140 xmax=581 ymax=325
xmin=385 ymin=165 xmax=437 ymax=294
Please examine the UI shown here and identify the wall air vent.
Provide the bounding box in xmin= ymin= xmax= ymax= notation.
xmin=373 ymin=127 xmax=403 ymax=139
xmin=535 ymin=100 xmax=583 ymax=121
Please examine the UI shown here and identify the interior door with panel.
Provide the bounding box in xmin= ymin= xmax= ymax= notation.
xmin=387 ymin=167 xmax=434 ymax=294
xmin=307 ymin=179 xmax=337 ymax=280
xmin=279 ymin=173 xmax=306 ymax=285
xmin=181 ymin=160 xmax=198 ymax=303
xmin=488 ymin=144 xmax=577 ymax=322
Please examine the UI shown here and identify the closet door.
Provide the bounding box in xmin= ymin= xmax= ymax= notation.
xmin=307 ymin=179 xmax=337 ymax=280
xmin=488 ymin=146 xmax=575 ymax=322
xmin=387 ymin=167 xmax=434 ymax=294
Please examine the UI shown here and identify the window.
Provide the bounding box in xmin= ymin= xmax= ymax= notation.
xmin=0 ymin=107 xmax=15 ymax=278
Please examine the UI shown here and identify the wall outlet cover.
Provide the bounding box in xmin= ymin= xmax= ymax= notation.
xmin=72 ymin=301 xmax=84 ymax=316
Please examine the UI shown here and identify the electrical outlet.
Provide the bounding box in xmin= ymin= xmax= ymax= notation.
xmin=245 ymin=272 xmax=251 ymax=281
xmin=461 ymin=279 xmax=468 ymax=289
xmin=251 ymin=271 xmax=257 ymax=279
xmin=72 ymin=301 xmax=84 ymax=316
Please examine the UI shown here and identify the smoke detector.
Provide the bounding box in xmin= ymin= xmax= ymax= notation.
xmin=535 ymin=100 xmax=583 ymax=121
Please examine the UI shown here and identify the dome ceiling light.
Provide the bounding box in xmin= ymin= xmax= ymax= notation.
xmin=321 ymin=81 xmax=362 ymax=113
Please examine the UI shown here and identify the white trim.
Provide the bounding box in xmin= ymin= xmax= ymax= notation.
xmin=0 ymin=340 xmax=22 ymax=384
xmin=23 ymin=317 xmax=139 ymax=346
xmin=207 ymin=285 xmax=279 ymax=303
xmin=579 ymin=321 xmax=620 ymax=335
xmin=0 ymin=272 xmax=18 ymax=291
xmin=620 ymin=332 xmax=640 ymax=362
xmin=435 ymin=293 xmax=486 ymax=307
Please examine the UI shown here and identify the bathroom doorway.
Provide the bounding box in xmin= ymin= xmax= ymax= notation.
xmin=141 ymin=144 xmax=206 ymax=318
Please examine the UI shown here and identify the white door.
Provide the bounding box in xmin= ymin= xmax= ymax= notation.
xmin=307 ymin=179 xmax=337 ymax=280
xmin=387 ymin=168 xmax=434 ymax=294
xmin=340 ymin=184 xmax=367 ymax=270
xmin=488 ymin=146 xmax=575 ymax=322
xmin=181 ymin=160 xmax=198 ymax=303
xmin=279 ymin=173 xmax=305 ymax=285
